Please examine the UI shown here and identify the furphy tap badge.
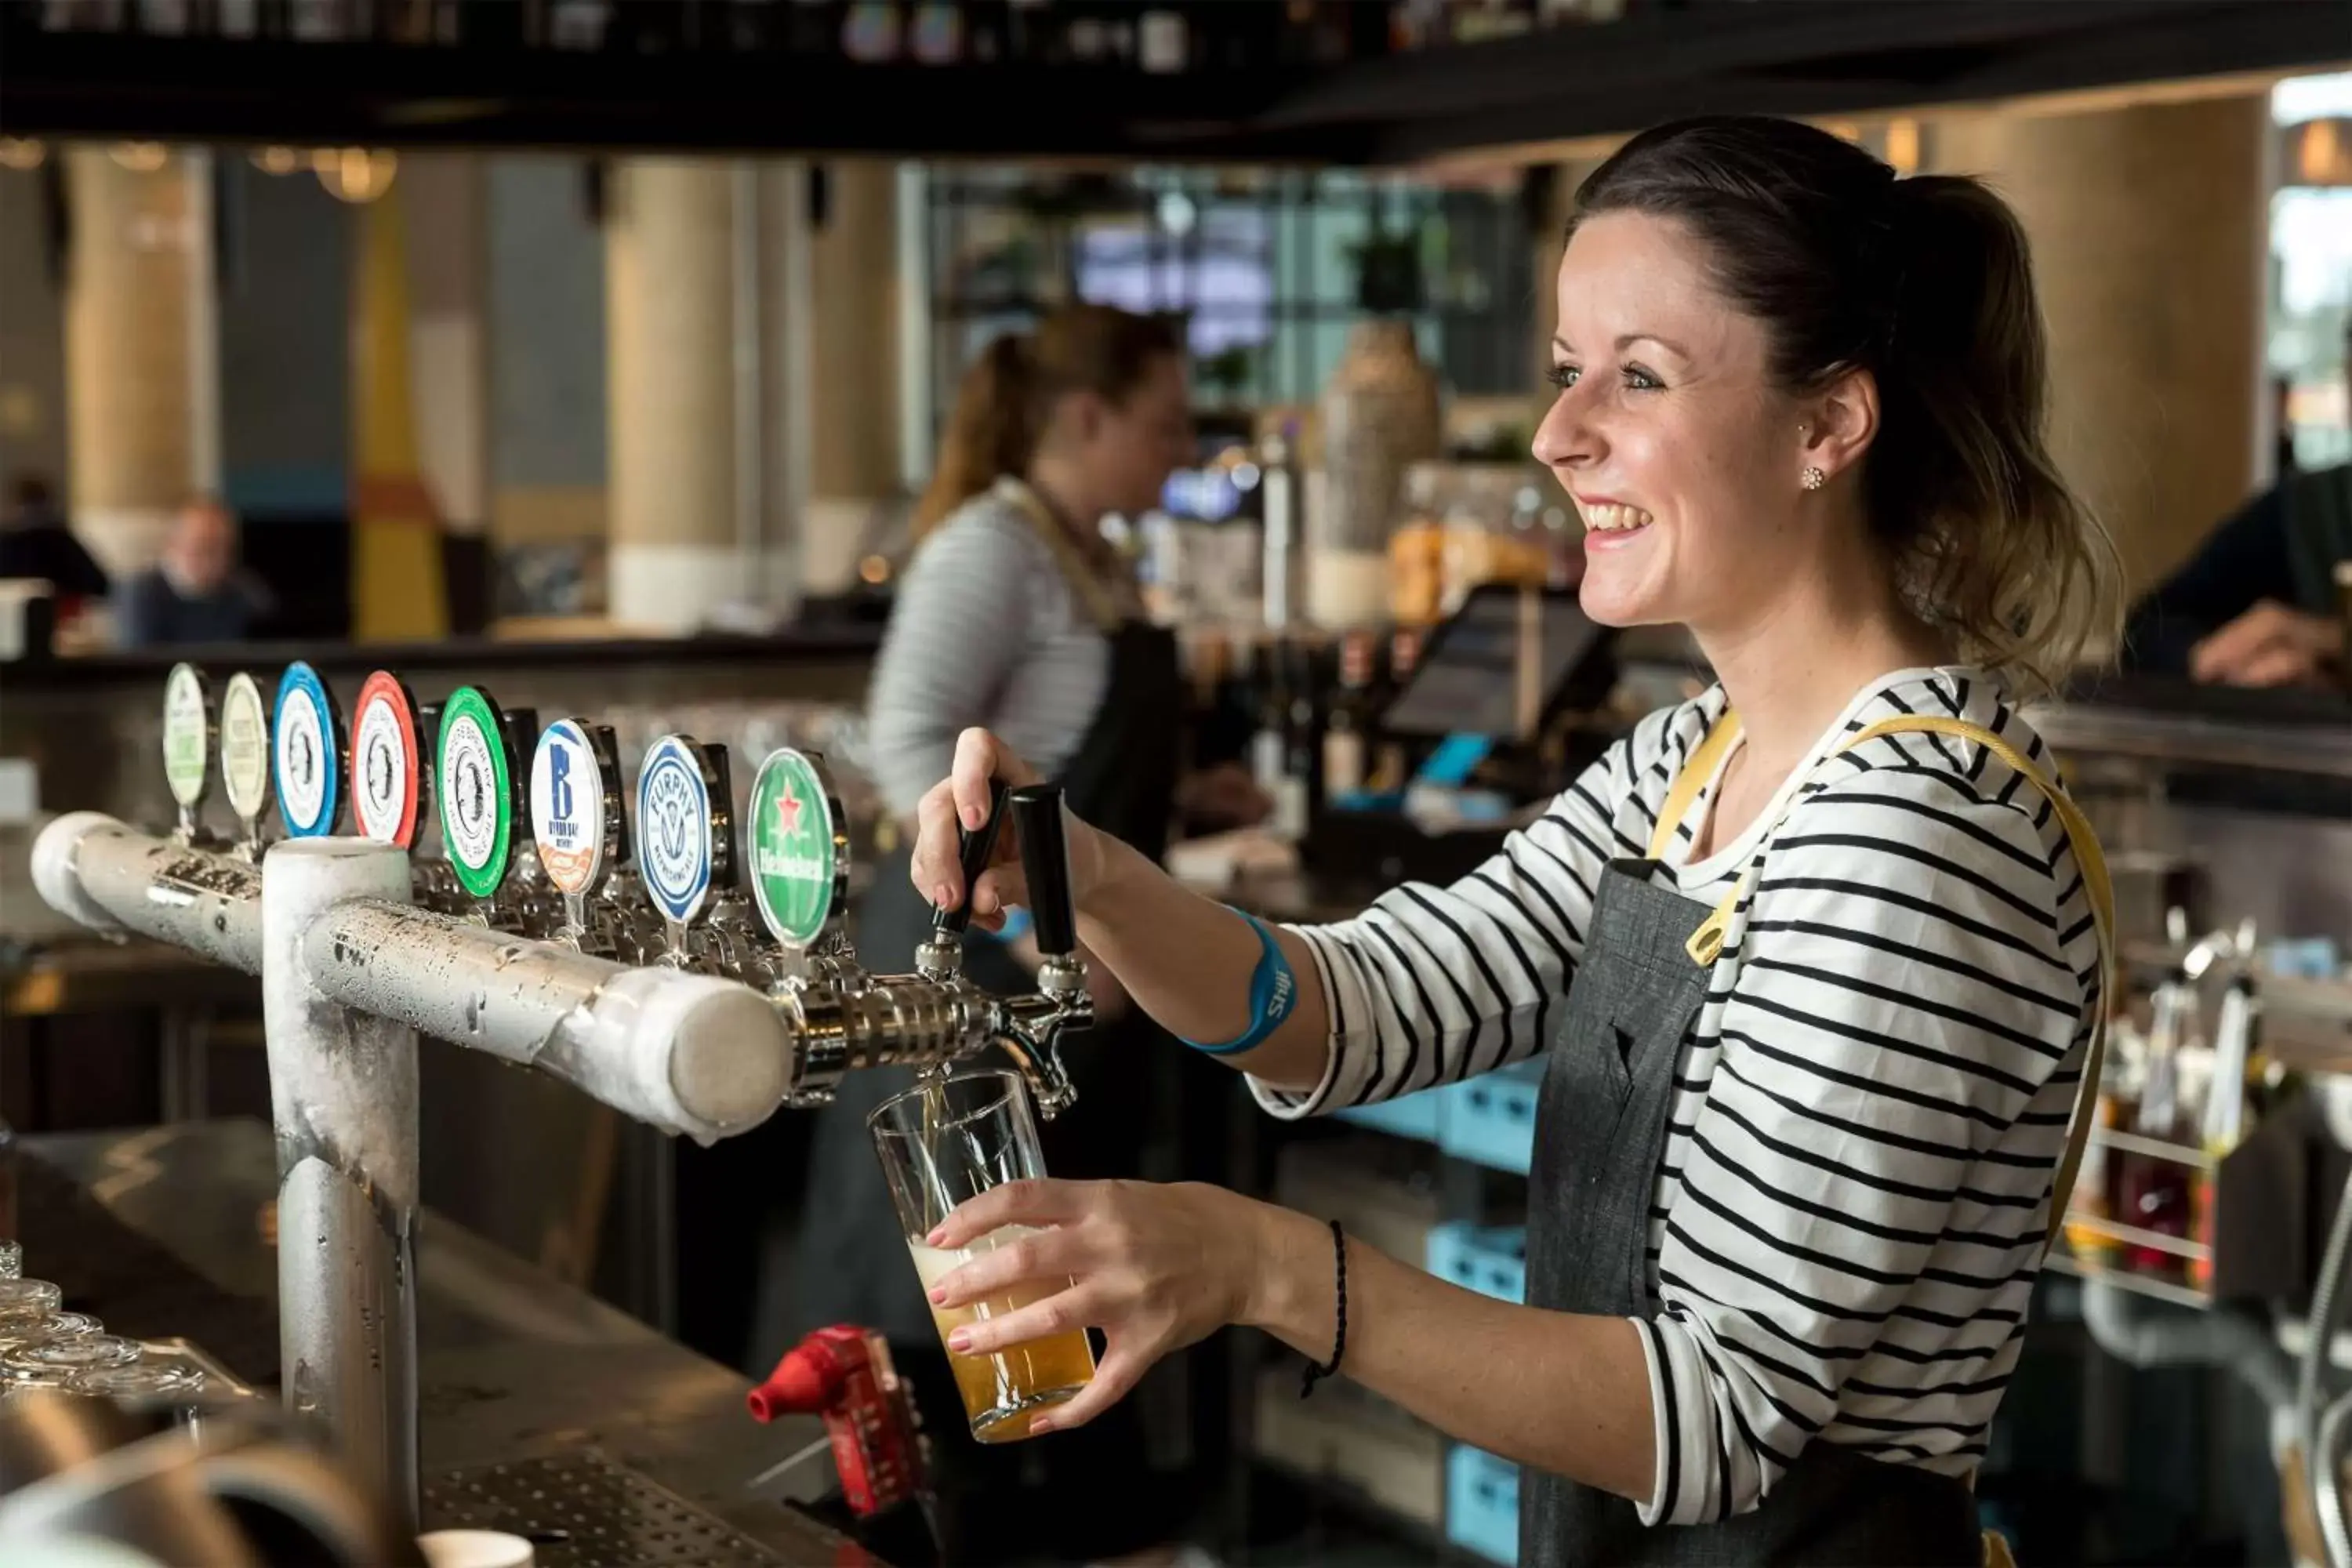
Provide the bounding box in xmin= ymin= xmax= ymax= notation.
xmin=748 ymin=749 xmax=839 ymax=949
xmin=272 ymin=662 xmax=343 ymax=838
xmin=219 ymin=673 xmax=272 ymax=824
xmin=531 ymin=720 xmax=617 ymax=897
xmin=636 ymin=735 xmax=714 ymax=926
xmin=438 ymin=686 xmax=514 ymax=899
xmin=350 ymin=671 xmax=421 ymax=848
xmin=162 ymin=663 xmax=212 ymax=811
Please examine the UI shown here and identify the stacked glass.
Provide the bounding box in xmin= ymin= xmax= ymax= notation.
xmin=0 ymin=1276 xmax=206 ymax=1401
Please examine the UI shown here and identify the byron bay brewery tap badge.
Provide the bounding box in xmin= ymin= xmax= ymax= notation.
xmin=637 ymin=735 xmax=713 ymax=925
xmin=161 ymin=662 xmax=212 ymax=811
xmin=438 ymin=685 xmax=514 ymax=898
xmin=350 ymin=670 xmax=422 ymax=849
xmin=272 ymin=662 xmax=341 ymax=837
xmin=748 ymin=748 xmax=837 ymax=947
xmin=531 ymin=720 xmax=612 ymax=896
xmin=219 ymin=673 xmax=272 ymax=826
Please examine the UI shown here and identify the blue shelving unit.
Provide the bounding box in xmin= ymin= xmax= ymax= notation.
xmin=1446 ymin=1446 xmax=1520 ymax=1565
xmin=1425 ymin=1221 xmax=1526 ymax=1305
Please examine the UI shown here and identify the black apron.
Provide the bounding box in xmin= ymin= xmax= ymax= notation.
xmin=790 ymin=615 xmax=1185 ymax=1345
xmin=1520 ymin=711 xmax=2111 ymax=1567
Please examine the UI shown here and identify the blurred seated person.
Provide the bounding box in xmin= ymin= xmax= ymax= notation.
xmin=117 ymin=495 xmax=276 ymax=648
xmin=0 ymin=474 xmax=110 ymax=619
xmin=2125 ymin=333 xmax=2350 ymax=688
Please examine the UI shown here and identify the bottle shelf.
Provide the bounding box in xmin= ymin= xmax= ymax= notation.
xmin=2042 ymin=1247 xmax=2213 ymax=1312
xmin=2056 ymin=1210 xmax=2209 ymax=1263
xmin=2084 ymin=1125 xmax=2212 ymax=1171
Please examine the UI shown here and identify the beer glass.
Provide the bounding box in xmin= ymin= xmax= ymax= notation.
xmin=869 ymin=1071 xmax=1094 ymax=1442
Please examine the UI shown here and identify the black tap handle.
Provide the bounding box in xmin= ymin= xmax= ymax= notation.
xmin=1007 ymin=784 xmax=1076 ymax=960
xmin=934 ymin=777 xmax=1008 ymax=938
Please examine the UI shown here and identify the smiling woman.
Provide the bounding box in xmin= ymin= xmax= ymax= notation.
xmin=905 ymin=114 xmax=2123 ymax=1568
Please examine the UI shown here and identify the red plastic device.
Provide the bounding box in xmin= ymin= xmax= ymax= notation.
xmin=749 ymin=1325 xmax=931 ymax=1520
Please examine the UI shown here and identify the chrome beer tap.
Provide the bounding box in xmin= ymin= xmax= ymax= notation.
xmin=743 ymin=748 xmax=1091 ymax=1118
xmin=526 ymin=717 xmax=662 ymax=960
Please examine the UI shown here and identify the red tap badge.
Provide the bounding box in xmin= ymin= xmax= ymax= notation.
xmin=749 ymin=1326 xmax=931 ymax=1519
xmin=350 ymin=670 xmax=422 ymax=849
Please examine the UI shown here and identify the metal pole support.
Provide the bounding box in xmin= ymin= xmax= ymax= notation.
xmin=260 ymin=837 xmax=420 ymax=1532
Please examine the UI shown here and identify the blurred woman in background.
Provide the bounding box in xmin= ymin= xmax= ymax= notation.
xmin=792 ymin=302 xmax=1255 ymax=1566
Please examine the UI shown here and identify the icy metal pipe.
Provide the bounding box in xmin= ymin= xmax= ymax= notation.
xmin=33 ymin=815 xmax=791 ymax=1145
xmin=261 ymin=839 xmax=419 ymax=1533
xmin=31 ymin=812 xmax=263 ymax=971
xmin=299 ymin=901 xmax=788 ymax=1142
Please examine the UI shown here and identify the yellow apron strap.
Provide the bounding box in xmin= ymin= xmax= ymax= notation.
xmin=1661 ymin=712 xmax=2113 ymax=1252
xmin=1645 ymin=709 xmax=1745 ymax=861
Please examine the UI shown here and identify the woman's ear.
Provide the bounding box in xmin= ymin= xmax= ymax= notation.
xmin=1800 ymin=367 xmax=1879 ymax=485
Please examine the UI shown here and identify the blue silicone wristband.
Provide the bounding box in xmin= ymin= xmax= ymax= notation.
xmin=1180 ymin=911 xmax=1299 ymax=1056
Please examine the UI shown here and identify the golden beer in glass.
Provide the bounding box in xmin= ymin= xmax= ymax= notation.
xmin=871 ymin=1071 xmax=1095 ymax=1442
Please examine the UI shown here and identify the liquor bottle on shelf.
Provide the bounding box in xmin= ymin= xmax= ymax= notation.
xmin=1367 ymin=627 xmax=1421 ymax=792
xmin=1138 ymin=4 xmax=1189 ymax=73
xmin=1323 ymin=631 xmax=1376 ymax=805
xmin=2119 ymin=973 xmax=2198 ymax=1281
xmin=1250 ymin=639 xmax=1305 ymax=840
xmin=840 ymin=0 xmax=902 ymax=60
xmin=907 ymin=0 xmax=963 ymax=61
xmin=1283 ymin=640 xmax=1326 ymax=840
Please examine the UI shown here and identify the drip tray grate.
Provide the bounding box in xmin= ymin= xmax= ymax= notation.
xmin=422 ymin=1448 xmax=787 ymax=1566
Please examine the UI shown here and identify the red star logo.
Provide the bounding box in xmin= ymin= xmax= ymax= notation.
xmin=776 ymin=783 xmax=804 ymax=837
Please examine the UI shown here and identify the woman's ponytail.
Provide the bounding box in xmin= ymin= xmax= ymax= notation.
xmin=910 ymin=304 xmax=1183 ymax=543
xmin=913 ymin=332 xmax=1037 ymax=539
xmin=1870 ymin=174 xmax=2124 ymax=694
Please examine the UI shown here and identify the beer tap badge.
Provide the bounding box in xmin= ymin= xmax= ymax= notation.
xmin=531 ymin=720 xmax=615 ymax=897
xmin=219 ymin=673 xmax=272 ymax=825
xmin=350 ymin=671 xmax=422 ymax=849
xmin=273 ymin=661 xmax=343 ymax=838
xmin=438 ymin=685 xmax=514 ymax=899
xmin=637 ymin=735 xmax=715 ymax=926
xmin=161 ymin=662 xmax=212 ymax=811
xmin=748 ymin=748 xmax=839 ymax=949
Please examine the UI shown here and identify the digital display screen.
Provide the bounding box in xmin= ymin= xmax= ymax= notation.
xmin=1381 ymin=587 xmax=1610 ymax=739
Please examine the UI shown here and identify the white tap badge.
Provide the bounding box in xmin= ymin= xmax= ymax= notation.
xmin=636 ymin=735 xmax=713 ymax=925
xmin=532 ymin=720 xmax=607 ymax=896
xmin=220 ymin=673 xmax=271 ymax=822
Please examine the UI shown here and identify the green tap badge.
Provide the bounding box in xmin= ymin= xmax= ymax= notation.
xmin=747 ymin=748 xmax=840 ymax=949
xmin=162 ymin=662 xmax=212 ymax=812
xmin=438 ymin=685 xmax=516 ymax=899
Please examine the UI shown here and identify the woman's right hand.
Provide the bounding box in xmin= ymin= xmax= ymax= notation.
xmin=909 ymin=728 xmax=1112 ymax=931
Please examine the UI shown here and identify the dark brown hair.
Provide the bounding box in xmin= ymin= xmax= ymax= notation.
xmin=913 ymin=303 xmax=1182 ymax=538
xmin=1572 ymin=115 xmax=2122 ymax=695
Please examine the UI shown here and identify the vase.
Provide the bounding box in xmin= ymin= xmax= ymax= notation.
xmin=1314 ymin=319 xmax=1442 ymax=628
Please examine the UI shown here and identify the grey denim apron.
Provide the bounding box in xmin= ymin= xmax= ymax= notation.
xmin=1519 ymin=712 xmax=2112 ymax=1568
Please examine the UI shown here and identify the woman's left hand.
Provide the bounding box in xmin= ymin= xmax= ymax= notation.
xmin=924 ymin=1178 xmax=1263 ymax=1435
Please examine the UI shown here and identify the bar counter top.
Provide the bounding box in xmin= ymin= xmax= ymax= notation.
xmin=16 ymin=1117 xmax=877 ymax=1566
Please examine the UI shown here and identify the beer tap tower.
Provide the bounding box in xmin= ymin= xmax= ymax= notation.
xmin=29 ymin=662 xmax=1098 ymax=1533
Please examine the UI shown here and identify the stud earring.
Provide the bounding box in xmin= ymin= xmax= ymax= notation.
xmin=1801 ymin=466 xmax=1826 ymax=492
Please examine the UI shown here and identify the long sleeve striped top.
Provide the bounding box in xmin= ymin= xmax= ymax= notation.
xmin=1249 ymin=666 xmax=2100 ymax=1526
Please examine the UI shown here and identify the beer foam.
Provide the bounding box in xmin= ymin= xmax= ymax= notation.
xmin=907 ymin=1224 xmax=1048 ymax=1290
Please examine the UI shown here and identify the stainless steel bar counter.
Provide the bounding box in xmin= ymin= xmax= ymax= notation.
xmin=14 ymin=1116 xmax=879 ymax=1567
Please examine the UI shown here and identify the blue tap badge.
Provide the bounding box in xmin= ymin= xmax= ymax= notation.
xmin=272 ymin=661 xmax=343 ymax=838
xmin=636 ymin=735 xmax=715 ymax=926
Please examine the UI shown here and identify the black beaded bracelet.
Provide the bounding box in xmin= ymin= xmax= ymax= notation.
xmin=1300 ymin=1219 xmax=1348 ymax=1399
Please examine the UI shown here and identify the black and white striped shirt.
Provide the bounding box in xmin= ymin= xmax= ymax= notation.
xmin=1251 ymin=667 xmax=2100 ymax=1526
